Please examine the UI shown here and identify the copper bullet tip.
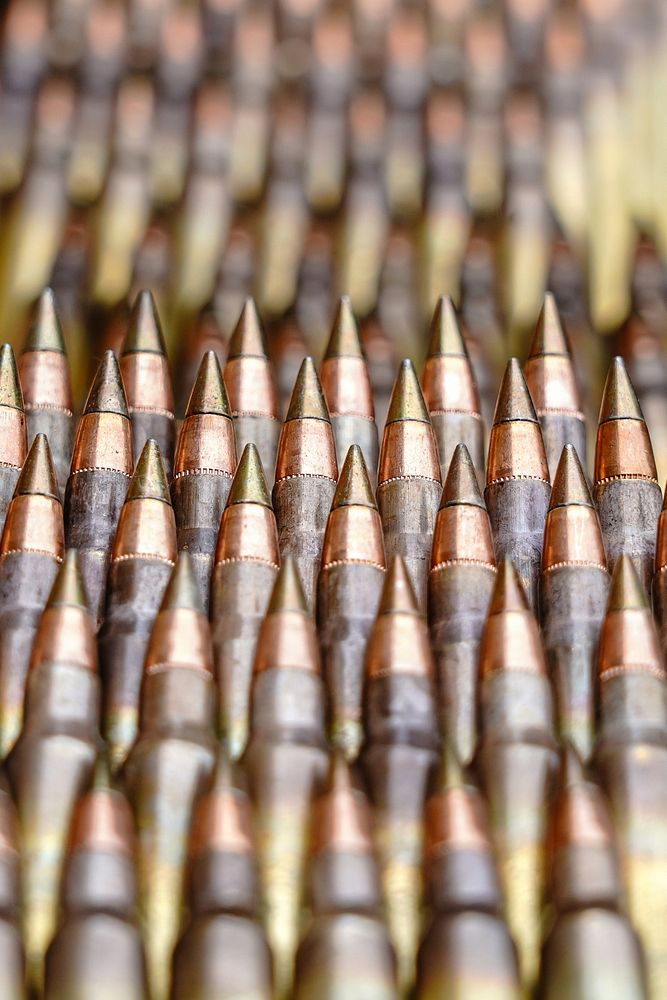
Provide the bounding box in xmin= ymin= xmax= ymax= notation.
xmin=160 ymin=551 xmax=204 ymax=613
xmin=425 ymin=745 xmax=491 ymax=858
xmin=126 ymin=439 xmax=170 ymax=504
xmin=598 ymin=356 xmax=643 ymax=424
xmin=426 ymin=296 xmax=468 ymax=358
xmin=311 ymin=753 xmax=373 ymax=856
xmin=68 ymin=755 xmax=135 ymax=856
xmin=227 ymin=298 xmax=268 ymax=360
xmin=379 ymin=555 xmax=420 ymax=615
xmin=83 ymin=350 xmax=129 ymax=417
xmin=122 ymin=290 xmax=167 ymax=356
xmin=332 ymin=445 xmax=377 ymax=510
xmin=24 ymin=288 xmax=67 ymax=354
xmin=550 ymin=742 xmax=613 ymax=851
xmin=527 ymin=292 xmax=571 ymax=358
xmin=440 ymin=443 xmax=485 ymax=510
xmin=488 ymin=557 xmax=530 ymax=614
xmin=48 ymin=548 xmax=89 ymax=610
xmin=324 ymin=297 xmax=364 ymax=360
xmin=227 ymin=443 xmax=272 ymax=508
xmin=15 ymin=433 xmax=59 ymax=500
xmin=480 ymin=558 xmax=547 ymax=678
xmin=285 ymin=357 xmax=331 ymax=423
xmin=0 ymin=345 xmax=23 ymax=412
xmin=386 ymin=358 xmax=431 ymax=424
xmin=492 ymin=357 xmax=539 ymax=425
xmin=434 ymin=741 xmax=467 ymax=790
xmin=559 ymin=740 xmax=586 ymax=789
xmin=185 ymin=350 xmax=232 ymax=418
xmin=549 ymin=445 xmax=593 ymax=510
xmin=267 ymin=554 xmax=308 ymax=614
xmin=190 ymin=750 xmax=255 ymax=858
xmin=607 ymin=554 xmax=648 ymax=612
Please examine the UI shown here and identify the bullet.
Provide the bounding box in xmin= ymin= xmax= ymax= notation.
xmin=362 ymin=556 xmax=440 ymax=995
xmin=477 ymin=559 xmax=558 ymax=995
xmin=171 ymin=350 xmax=236 ymax=612
xmin=124 ymin=553 xmax=217 ymax=1000
xmin=319 ymin=296 xmax=379 ymax=485
xmin=318 ymin=445 xmax=386 ymax=760
xmin=171 ymin=751 xmax=272 ymax=1000
xmin=485 ymin=358 xmax=551 ymax=614
xmin=64 ymin=349 xmax=133 ymax=627
xmin=416 ymin=748 xmax=520 ymax=1000
xmin=541 ymin=445 xmax=609 ymax=761
xmin=224 ymin=298 xmax=280 ymax=491
xmin=421 ymin=296 xmax=485 ymax=486
xmin=8 ymin=550 xmax=100 ymax=993
xmin=524 ymin=292 xmax=587 ymax=480
xmin=0 ymin=434 xmax=64 ymax=758
xmin=211 ymin=442 xmax=280 ymax=760
xmin=428 ymin=443 xmax=496 ymax=765
xmin=539 ymin=745 xmax=647 ymax=1000
xmin=44 ymin=760 xmax=148 ymax=1000
xmin=294 ymin=755 xmax=398 ymax=1000
xmin=0 ymin=773 xmax=24 ymax=1000
xmin=0 ymin=345 xmax=27 ymax=540
xmin=18 ymin=287 xmax=73 ymax=498
xmin=273 ymin=358 xmax=338 ymax=611
xmin=595 ymin=556 xmax=667 ymax=1000
xmin=99 ymin=439 xmax=177 ymax=772
xmin=377 ymin=360 xmax=442 ymax=612
xmin=594 ymin=357 xmax=661 ymax=593
xmin=654 ymin=488 xmax=667 ymax=655
xmin=119 ymin=290 xmax=176 ymax=479
xmin=242 ymin=557 xmax=329 ymax=999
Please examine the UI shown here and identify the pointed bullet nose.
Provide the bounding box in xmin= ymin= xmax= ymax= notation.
xmin=267 ymin=555 xmax=308 ymax=614
xmin=436 ymin=742 xmax=467 ymax=791
xmin=378 ymin=555 xmax=420 ymax=615
xmin=227 ymin=443 xmax=272 ymax=508
xmin=559 ymin=741 xmax=586 ymax=789
xmin=25 ymin=288 xmax=67 ymax=354
xmin=122 ymin=290 xmax=167 ymax=355
xmin=324 ymin=297 xmax=364 ymax=360
xmin=549 ymin=445 xmax=594 ymax=510
xmin=227 ymin=298 xmax=268 ymax=359
xmin=285 ymin=357 xmax=331 ymax=422
xmin=528 ymin=292 xmax=571 ymax=358
xmin=441 ymin=443 xmax=485 ymax=509
xmin=15 ymin=434 xmax=59 ymax=500
xmin=488 ymin=558 xmax=530 ymax=615
xmin=185 ymin=350 xmax=232 ymax=417
xmin=492 ymin=358 xmax=538 ymax=425
xmin=48 ymin=549 xmax=89 ymax=610
xmin=598 ymin=356 xmax=643 ymax=423
xmin=427 ymin=296 xmax=468 ymax=358
xmin=332 ymin=445 xmax=376 ymax=509
xmin=0 ymin=344 xmax=23 ymax=412
xmin=161 ymin=552 xmax=205 ymax=613
xmin=83 ymin=350 xmax=129 ymax=417
xmin=607 ymin=554 xmax=649 ymax=612
xmin=127 ymin=439 xmax=170 ymax=503
xmin=386 ymin=359 xmax=431 ymax=424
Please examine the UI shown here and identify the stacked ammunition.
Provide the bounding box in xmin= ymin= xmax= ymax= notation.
xmin=2 ymin=0 xmax=667 ymax=998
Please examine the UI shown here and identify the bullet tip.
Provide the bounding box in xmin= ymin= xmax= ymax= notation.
xmin=435 ymin=742 xmax=468 ymax=790
xmin=47 ymin=549 xmax=89 ymax=611
xmin=161 ymin=552 xmax=205 ymax=613
xmin=488 ymin=558 xmax=529 ymax=615
xmin=0 ymin=344 xmax=23 ymax=412
xmin=324 ymin=297 xmax=364 ymax=360
xmin=227 ymin=297 xmax=268 ymax=359
xmin=186 ymin=350 xmax=232 ymax=417
xmin=386 ymin=358 xmax=431 ymax=424
xmin=127 ymin=439 xmax=170 ymax=503
xmin=15 ymin=433 xmax=59 ymax=500
xmin=598 ymin=356 xmax=643 ymax=423
xmin=527 ymin=292 xmax=570 ymax=358
xmin=332 ymin=445 xmax=377 ymax=509
xmin=427 ymin=296 xmax=468 ymax=358
xmin=559 ymin=741 xmax=586 ymax=789
xmin=83 ymin=350 xmax=129 ymax=418
xmin=24 ymin=287 xmax=66 ymax=354
xmin=122 ymin=290 xmax=167 ymax=356
xmin=267 ymin=555 xmax=308 ymax=614
xmin=492 ymin=357 xmax=538 ymax=425
xmin=549 ymin=445 xmax=593 ymax=510
xmin=441 ymin=443 xmax=485 ymax=509
xmin=227 ymin=443 xmax=272 ymax=508
xmin=378 ymin=555 xmax=420 ymax=615
xmin=607 ymin=554 xmax=649 ymax=612
xmin=286 ymin=357 xmax=331 ymax=422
